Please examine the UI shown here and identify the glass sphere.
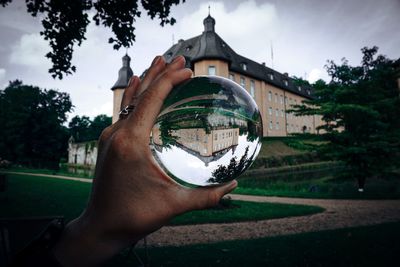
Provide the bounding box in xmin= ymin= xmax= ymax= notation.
xmin=151 ymin=76 xmax=262 ymax=186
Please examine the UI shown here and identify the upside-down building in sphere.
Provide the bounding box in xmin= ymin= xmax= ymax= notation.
xmin=111 ymin=14 xmax=323 ymax=136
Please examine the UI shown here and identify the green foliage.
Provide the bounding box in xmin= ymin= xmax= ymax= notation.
xmin=0 ymin=80 xmax=73 ymax=168
xmin=68 ymin=114 xmax=111 ymax=142
xmin=0 ymin=0 xmax=185 ymax=79
xmin=292 ymin=47 xmax=400 ymax=185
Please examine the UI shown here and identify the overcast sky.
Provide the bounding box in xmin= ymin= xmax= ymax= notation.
xmin=0 ymin=0 xmax=399 ymax=120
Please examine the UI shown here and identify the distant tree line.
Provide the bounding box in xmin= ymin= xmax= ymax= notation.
xmin=0 ymin=80 xmax=111 ymax=168
xmin=68 ymin=114 xmax=111 ymax=142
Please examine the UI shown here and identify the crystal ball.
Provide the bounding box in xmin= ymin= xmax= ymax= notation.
xmin=151 ymin=76 xmax=263 ymax=186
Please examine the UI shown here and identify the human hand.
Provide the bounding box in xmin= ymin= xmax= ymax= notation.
xmin=53 ymin=55 xmax=237 ymax=266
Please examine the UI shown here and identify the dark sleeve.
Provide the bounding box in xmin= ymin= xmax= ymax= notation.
xmin=9 ymin=220 xmax=64 ymax=267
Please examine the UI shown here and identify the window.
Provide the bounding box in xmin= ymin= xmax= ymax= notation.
xmin=269 ymin=73 xmax=274 ymax=80
xmin=268 ymin=91 xmax=272 ymax=101
xmin=276 ymin=121 xmax=280 ymax=130
xmin=280 ymin=95 xmax=284 ymax=104
xmin=281 ymin=109 xmax=284 ymax=117
xmin=275 ymin=109 xmax=279 ymax=117
xmin=229 ymin=73 xmax=235 ymax=81
xmin=298 ymin=86 xmax=302 ymax=91
xmin=240 ymin=77 xmax=246 ymax=88
xmin=274 ymin=93 xmax=278 ymax=103
xmin=208 ymin=66 xmax=216 ymax=75
xmin=242 ymin=63 xmax=247 ymax=71
xmin=307 ymin=89 xmax=311 ymax=95
xmin=214 ymin=133 xmax=217 ymax=140
xmin=268 ymin=107 xmax=272 ymax=115
xmin=250 ymin=80 xmax=255 ymax=98
xmin=269 ymin=121 xmax=273 ymax=130
xmin=284 ymin=80 xmax=288 ymax=86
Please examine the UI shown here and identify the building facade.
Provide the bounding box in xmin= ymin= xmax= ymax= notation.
xmin=111 ymin=15 xmax=322 ymax=136
xmin=67 ymin=137 xmax=98 ymax=166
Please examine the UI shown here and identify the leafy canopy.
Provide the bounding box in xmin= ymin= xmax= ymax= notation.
xmin=0 ymin=80 xmax=73 ymax=168
xmin=0 ymin=0 xmax=185 ymax=79
xmin=292 ymin=47 xmax=400 ymax=182
xmin=68 ymin=114 xmax=111 ymax=142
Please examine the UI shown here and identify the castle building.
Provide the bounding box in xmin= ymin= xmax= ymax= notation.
xmin=68 ymin=14 xmax=325 ymax=169
xmin=111 ymin=14 xmax=322 ymax=136
xmin=111 ymin=54 xmax=134 ymax=123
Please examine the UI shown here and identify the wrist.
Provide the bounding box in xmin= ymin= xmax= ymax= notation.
xmin=52 ymin=214 xmax=133 ymax=267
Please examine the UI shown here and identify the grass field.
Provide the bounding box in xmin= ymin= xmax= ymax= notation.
xmin=0 ymin=173 xmax=323 ymax=224
xmin=108 ymin=222 xmax=400 ymax=267
xmin=234 ymin=175 xmax=400 ymax=199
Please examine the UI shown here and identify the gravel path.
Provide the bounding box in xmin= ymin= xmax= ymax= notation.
xmin=143 ymin=194 xmax=400 ymax=247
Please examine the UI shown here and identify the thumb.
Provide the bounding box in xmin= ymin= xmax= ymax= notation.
xmin=180 ymin=180 xmax=238 ymax=212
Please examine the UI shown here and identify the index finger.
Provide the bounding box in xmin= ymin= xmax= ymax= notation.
xmin=127 ymin=58 xmax=192 ymax=135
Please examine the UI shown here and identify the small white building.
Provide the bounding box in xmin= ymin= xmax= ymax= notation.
xmin=67 ymin=137 xmax=98 ymax=166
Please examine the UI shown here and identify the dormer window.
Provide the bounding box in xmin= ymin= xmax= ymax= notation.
xmin=166 ymin=52 xmax=173 ymax=58
xmin=269 ymin=73 xmax=274 ymax=80
xmin=185 ymin=45 xmax=192 ymax=52
xmin=241 ymin=63 xmax=247 ymax=71
xmin=284 ymin=80 xmax=288 ymax=86
xmin=307 ymin=89 xmax=311 ymax=95
xmin=298 ymin=86 xmax=302 ymax=91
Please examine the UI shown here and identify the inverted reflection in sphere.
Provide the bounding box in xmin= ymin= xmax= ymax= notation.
xmin=151 ymin=76 xmax=262 ymax=186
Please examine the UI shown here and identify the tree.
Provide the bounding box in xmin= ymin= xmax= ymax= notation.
xmin=68 ymin=115 xmax=92 ymax=142
xmin=68 ymin=114 xmax=111 ymax=142
xmin=0 ymin=80 xmax=73 ymax=168
xmin=0 ymin=0 xmax=186 ymax=79
xmin=292 ymin=47 xmax=400 ymax=190
xmin=89 ymin=114 xmax=112 ymax=140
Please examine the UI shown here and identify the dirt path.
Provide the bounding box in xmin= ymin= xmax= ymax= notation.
xmin=142 ymin=194 xmax=400 ymax=247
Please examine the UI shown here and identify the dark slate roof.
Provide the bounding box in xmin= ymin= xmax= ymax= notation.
xmin=162 ymin=15 xmax=315 ymax=99
xmin=111 ymin=54 xmax=133 ymax=90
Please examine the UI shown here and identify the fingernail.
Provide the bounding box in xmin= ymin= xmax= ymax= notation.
xmin=171 ymin=56 xmax=183 ymax=64
xmin=128 ymin=76 xmax=133 ymax=87
xmin=225 ymin=180 xmax=238 ymax=191
xmin=152 ymin=56 xmax=161 ymax=66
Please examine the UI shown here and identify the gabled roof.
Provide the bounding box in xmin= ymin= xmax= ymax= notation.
xmin=162 ymin=15 xmax=314 ymax=99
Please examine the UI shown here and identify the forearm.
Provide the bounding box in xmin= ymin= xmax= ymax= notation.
xmin=52 ymin=216 xmax=135 ymax=267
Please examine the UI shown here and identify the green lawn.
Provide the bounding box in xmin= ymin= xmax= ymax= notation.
xmin=108 ymin=222 xmax=400 ymax=267
xmin=234 ymin=175 xmax=400 ymax=199
xmin=170 ymin=199 xmax=323 ymax=226
xmin=0 ymin=173 xmax=323 ymax=224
